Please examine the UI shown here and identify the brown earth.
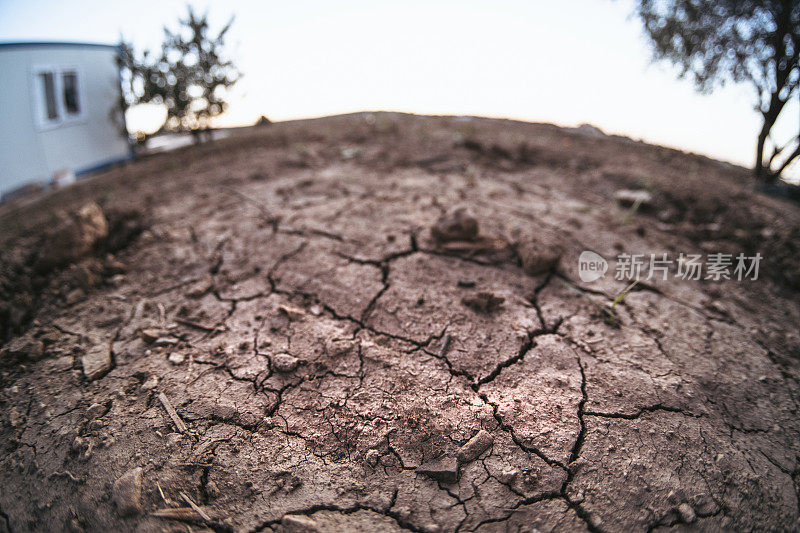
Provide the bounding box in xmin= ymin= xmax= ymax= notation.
xmin=0 ymin=112 xmax=799 ymax=532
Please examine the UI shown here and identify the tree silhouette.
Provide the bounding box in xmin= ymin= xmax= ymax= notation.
xmin=636 ymin=0 xmax=799 ymax=182
xmin=119 ymin=7 xmax=240 ymax=139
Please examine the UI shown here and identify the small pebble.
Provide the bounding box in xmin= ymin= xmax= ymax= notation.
xmin=86 ymin=402 xmax=108 ymax=420
xmin=112 ymin=467 xmax=143 ymax=516
xmin=677 ymin=502 xmax=696 ymax=524
xmin=457 ymin=430 xmax=494 ymax=464
xmin=272 ymin=353 xmax=299 ymax=373
xmin=364 ymin=449 xmax=380 ymax=467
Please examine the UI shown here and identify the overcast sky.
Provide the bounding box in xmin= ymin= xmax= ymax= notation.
xmin=1 ymin=0 xmax=797 ymax=179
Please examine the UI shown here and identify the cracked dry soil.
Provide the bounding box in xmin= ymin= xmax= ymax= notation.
xmin=1 ymin=113 xmax=799 ymax=532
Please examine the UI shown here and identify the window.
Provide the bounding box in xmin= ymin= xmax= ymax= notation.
xmin=62 ymin=71 xmax=80 ymax=115
xmin=38 ymin=71 xmax=58 ymax=120
xmin=33 ymin=66 xmax=84 ymax=128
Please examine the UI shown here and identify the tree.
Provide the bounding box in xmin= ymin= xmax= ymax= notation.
xmin=636 ymin=0 xmax=800 ymax=183
xmin=119 ymin=7 xmax=240 ymax=140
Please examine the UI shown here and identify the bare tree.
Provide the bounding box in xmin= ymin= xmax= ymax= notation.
xmin=636 ymin=0 xmax=799 ymax=182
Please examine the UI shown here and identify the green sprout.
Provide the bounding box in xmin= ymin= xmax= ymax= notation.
xmin=602 ymin=280 xmax=639 ymax=326
xmin=621 ymin=197 xmax=644 ymax=225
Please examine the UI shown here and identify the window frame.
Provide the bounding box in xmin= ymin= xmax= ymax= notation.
xmin=31 ymin=64 xmax=86 ymax=131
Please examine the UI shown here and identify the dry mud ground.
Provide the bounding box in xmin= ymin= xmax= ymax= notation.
xmin=1 ymin=113 xmax=800 ymax=532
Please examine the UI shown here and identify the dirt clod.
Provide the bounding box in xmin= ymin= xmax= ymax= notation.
xmin=37 ymin=202 xmax=108 ymax=270
xmin=272 ymin=353 xmax=300 ymax=372
xmin=80 ymin=342 xmax=112 ymax=381
xmin=677 ymin=502 xmax=696 ymax=524
xmin=186 ymin=276 xmax=214 ymax=298
xmin=325 ymin=338 xmax=355 ymax=357
xmin=111 ymin=467 xmax=142 ymax=516
xmin=416 ymin=455 xmax=459 ymax=484
xmin=518 ymin=243 xmax=561 ymax=276
xmin=364 ymin=449 xmax=381 ymax=468
xmin=515 ymin=231 xmax=563 ymax=276
xmin=431 ymin=206 xmax=479 ymax=242
xmin=1 ymin=335 xmax=44 ymax=363
xmin=86 ymin=402 xmax=108 ymax=420
xmin=498 ymin=467 xmax=519 ymax=485
xmin=457 ymin=430 xmax=494 ymax=464
xmin=461 ymin=292 xmax=505 ymax=313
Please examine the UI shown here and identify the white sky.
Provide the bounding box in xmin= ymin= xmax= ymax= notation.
xmin=1 ymin=0 xmax=797 ymax=179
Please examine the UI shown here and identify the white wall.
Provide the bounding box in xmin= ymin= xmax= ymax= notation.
xmin=0 ymin=43 xmax=131 ymax=194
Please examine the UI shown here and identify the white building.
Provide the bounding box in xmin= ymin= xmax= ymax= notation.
xmin=0 ymin=42 xmax=132 ymax=198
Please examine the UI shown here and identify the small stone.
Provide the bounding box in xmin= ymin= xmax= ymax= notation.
xmin=278 ymin=304 xmax=305 ymax=321
xmin=8 ymin=406 xmax=24 ymax=427
xmin=517 ymin=240 xmax=562 ymax=276
xmin=677 ymin=502 xmax=696 ymax=524
xmin=112 ymin=467 xmax=143 ymax=516
xmin=707 ymin=300 xmax=730 ymax=317
xmin=141 ymin=375 xmax=159 ymax=390
xmin=462 ymin=292 xmax=504 ymax=313
xmin=86 ymin=402 xmax=108 ymax=420
xmin=574 ymin=123 xmax=605 ymax=138
xmin=71 ymin=436 xmax=86 ymax=454
xmin=2 ymin=336 xmax=45 ymax=362
xmin=186 ymin=276 xmax=214 ymax=298
xmin=164 ymin=432 xmax=182 ymax=447
xmin=65 ymin=288 xmax=86 ymax=305
xmin=168 ymin=352 xmax=185 ymax=365
xmin=498 ymin=467 xmax=518 ymax=485
xmin=520 ymin=469 xmax=538 ymax=487
xmin=431 ymin=206 xmax=479 ymax=242
xmin=154 ymin=337 xmax=179 ymax=346
xmin=693 ymin=494 xmax=719 ymax=516
xmin=281 ymin=514 xmax=319 ymax=532
xmin=416 ymin=455 xmax=459 ymax=484
xmin=457 ymin=430 xmax=494 ymax=464
xmin=81 ymin=344 xmax=112 ymax=381
xmin=341 ymin=147 xmax=360 ymax=160
xmin=588 ymin=514 xmax=603 ymax=528
xmin=272 ymin=353 xmax=299 ymax=373
xmin=364 ymin=449 xmax=380 ymax=468
xmin=614 ymin=189 xmax=653 ymax=209
xmin=206 ymin=480 xmax=220 ymax=498
xmin=326 ymin=338 xmax=355 ymax=357
xmin=140 ymin=329 xmax=165 ymax=344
